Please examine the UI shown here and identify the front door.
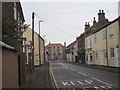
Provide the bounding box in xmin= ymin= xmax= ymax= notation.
xmin=115 ymin=47 xmax=119 ymax=67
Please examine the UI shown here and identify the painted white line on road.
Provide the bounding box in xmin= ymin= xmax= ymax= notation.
xmin=89 ymin=80 xmax=93 ymax=82
xmin=85 ymin=80 xmax=91 ymax=84
xmin=92 ymin=78 xmax=112 ymax=86
xmin=101 ymin=86 xmax=105 ymax=88
xmin=70 ymin=69 xmax=76 ymax=71
xmin=106 ymin=85 xmax=112 ymax=88
xmin=77 ymin=81 xmax=83 ymax=85
xmin=69 ymin=81 xmax=75 ymax=85
xmin=94 ymin=86 xmax=99 ymax=89
xmin=77 ymin=71 xmax=87 ymax=76
xmin=62 ymin=81 xmax=71 ymax=86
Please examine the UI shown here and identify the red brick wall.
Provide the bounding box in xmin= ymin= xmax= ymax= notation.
xmin=2 ymin=2 xmax=14 ymax=20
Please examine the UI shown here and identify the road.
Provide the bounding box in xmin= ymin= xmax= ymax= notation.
xmin=50 ymin=60 xmax=119 ymax=90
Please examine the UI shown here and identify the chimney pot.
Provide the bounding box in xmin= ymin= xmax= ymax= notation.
xmin=99 ymin=10 xmax=101 ymax=13
xmin=94 ymin=17 xmax=95 ymax=21
xmin=102 ymin=10 xmax=104 ymax=13
xmin=88 ymin=22 xmax=90 ymax=25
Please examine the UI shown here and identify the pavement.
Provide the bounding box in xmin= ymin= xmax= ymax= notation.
xmin=20 ymin=62 xmax=53 ymax=89
xmin=50 ymin=60 xmax=120 ymax=89
xmin=71 ymin=62 xmax=120 ymax=74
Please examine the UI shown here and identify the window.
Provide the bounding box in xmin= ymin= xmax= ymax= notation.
xmin=110 ymin=48 xmax=114 ymax=57
xmin=94 ymin=35 xmax=97 ymax=43
xmin=86 ymin=54 xmax=88 ymax=61
xmin=14 ymin=2 xmax=17 ymax=20
xmin=90 ymin=37 xmax=92 ymax=47
xmin=109 ymin=26 xmax=114 ymax=38
xmin=95 ymin=51 xmax=98 ymax=60
xmin=90 ymin=53 xmax=93 ymax=61
xmin=103 ymin=30 xmax=106 ymax=40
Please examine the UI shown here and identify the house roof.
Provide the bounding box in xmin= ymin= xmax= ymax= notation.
xmin=67 ymin=40 xmax=77 ymax=49
xmin=46 ymin=43 xmax=64 ymax=47
xmin=93 ymin=16 xmax=120 ymax=34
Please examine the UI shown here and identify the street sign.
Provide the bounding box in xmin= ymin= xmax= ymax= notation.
xmin=28 ymin=43 xmax=35 ymax=50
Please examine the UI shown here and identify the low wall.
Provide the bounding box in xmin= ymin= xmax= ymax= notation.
xmin=2 ymin=47 xmax=19 ymax=88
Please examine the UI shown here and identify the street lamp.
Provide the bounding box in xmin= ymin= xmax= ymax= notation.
xmin=39 ymin=21 xmax=42 ymax=66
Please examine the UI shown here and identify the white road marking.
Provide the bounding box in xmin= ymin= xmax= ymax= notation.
xmin=62 ymin=81 xmax=71 ymax=86
xmin=77 ymin=81 xmax=83 ymax=85
xmin=101 ymin=86 xmax=105 ymax=88
xmin=92 ymin=78 xmax=112 ymax=86
xmin=106 ymin=85 xmax=112 ymax=88
xmin=77 ymin=71 xmax=87 ymax=76
xmin=71 ymin=69 xmax=76 ymax=71
xmin=69 ymin=81 xmax=75 ymax=85
xmin=85 ymin=80 xmax=92 ymax=84
xmin=94 ymin=86 xmax=99 ymax=89
xmin=89 ymin=80 xmax=93 ymax=82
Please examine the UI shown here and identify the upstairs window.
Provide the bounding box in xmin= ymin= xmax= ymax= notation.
xmin=109 ymin=26 xmax=114 ymax=38
xmin=14 ymin=2 xmax=17 ymax=20
xmin=103 ymin=30 xmax=106 ymax=40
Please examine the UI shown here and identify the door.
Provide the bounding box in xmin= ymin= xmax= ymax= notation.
xmin=115 ymin=47 xmax=119 ymax=67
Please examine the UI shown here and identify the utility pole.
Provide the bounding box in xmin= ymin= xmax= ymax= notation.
xmin=31 ymin=12 xmax=35 ymax=72
xmin=39 ymin=21 xmax=42 ymax=66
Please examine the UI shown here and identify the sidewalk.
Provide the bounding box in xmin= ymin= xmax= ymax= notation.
xmin=20 ymin=62 xmax=53 ymax=88
xmin=71 ymin=62 xmax=120 ymax=74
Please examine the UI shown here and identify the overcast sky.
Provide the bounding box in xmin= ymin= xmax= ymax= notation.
xmin=21 ymin=0 xmax=119 ymax=46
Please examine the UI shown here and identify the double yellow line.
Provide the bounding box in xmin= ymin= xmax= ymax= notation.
xmin=49 ymin=62 xmax=59 ymax=90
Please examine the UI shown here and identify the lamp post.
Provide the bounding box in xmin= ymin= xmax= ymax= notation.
xmin=39 ymin=21 xmax=42 ymax=66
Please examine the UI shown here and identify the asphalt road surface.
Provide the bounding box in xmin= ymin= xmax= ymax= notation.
xmin=50 ymin=60 xmax=119 ymax=90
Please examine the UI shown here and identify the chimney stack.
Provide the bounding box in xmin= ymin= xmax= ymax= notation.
xmin=85 ymin=22 xmax=90 ymax=31
xmin=64 ymin=42 xmax=66 ymax=47
xmin=93 ymin=17 xmax=97 ymax=27
xmin=98 ymin=9 xmax=105 ymax=22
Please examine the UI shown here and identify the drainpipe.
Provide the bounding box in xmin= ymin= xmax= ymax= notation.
xmin=106 ymin=27 xmax=109 ymax=66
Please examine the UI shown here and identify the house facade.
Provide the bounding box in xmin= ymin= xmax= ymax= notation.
xmin=2 ymin=1 xmax=25 ymax=51
xmin=66 ymin=41 xmax=77 ymax=62
xmin=23 ymin=27 xmax=45 ymax=67
xmin=45 ymin=43 xmax=65 ymax=61
xmin=77 ymin=33 xmax=85 ymax=63
xmin=93 ymin=17 xmax=120 ymax=67
xmin=85 ymin=35 xmax=94 ymax=65
xmin=2 ymin=1 xmax=26 ymax=87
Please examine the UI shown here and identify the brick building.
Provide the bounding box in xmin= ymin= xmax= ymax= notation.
xmin=2 ymin=1 xmax=26 ymax=87
xmin=45 ymin=43 xmax=65 ymax=61
xmin=2 ymin=1 xmax=25 ymax=51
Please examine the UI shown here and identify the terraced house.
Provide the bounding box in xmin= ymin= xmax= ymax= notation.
xmin=92 ymin=17 xmax=120 ymax=67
